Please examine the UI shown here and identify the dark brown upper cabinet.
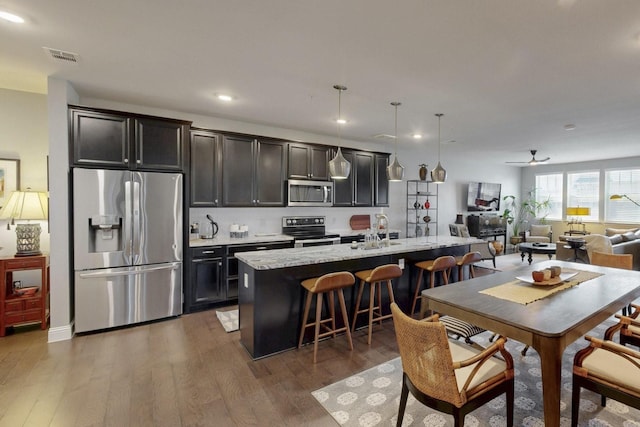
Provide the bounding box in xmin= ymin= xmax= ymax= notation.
xmin=190 ymin=129 xmax=221 ymax=206
xmin=333 ymin=149 xmax=375 ymax=207
xmin=222 ymin=135 xmax=286 ymax=207
xmin=287 ymin=143 xmax=330 ymax=181
xmin=70 ymin=106 xmax=189 ymax=171
xmin=374 ymin=154 xmax=390 ymax=207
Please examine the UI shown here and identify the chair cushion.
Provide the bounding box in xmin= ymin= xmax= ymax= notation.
xmin=581 ymin=346 xmax=640 ymax=394
xmin=440 ymin=316 xmax=485 ymax=338
xmin=449 ymin=340 xmax=508 ymax=392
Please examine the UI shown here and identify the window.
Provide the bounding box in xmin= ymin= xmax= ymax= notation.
xmin=535 ymin=174 xmax=562 ymax=220
xmin=605 ymin=169 xmax=640 ymax=223
xmin=567 ymin=171 xmax=599 ymax=221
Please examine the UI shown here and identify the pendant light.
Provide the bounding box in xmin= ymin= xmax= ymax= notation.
xmin=386 ymin=102 xmax=405 ymax=182
xmin=431 ymin=113 xmax=447 ymax=184
xmin=329 ymin=84 xmax=351 ymax=180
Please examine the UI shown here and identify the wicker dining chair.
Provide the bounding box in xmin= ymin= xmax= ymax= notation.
xmin=590 ymin=251 xmax=634 ymax=315
xmin=604 ymin=305 xmax=640 ymax=348
xmin=571 ymin=334 xmax=640 ymax=427
xmin=390 ymin=303 xmax=515 ymax=427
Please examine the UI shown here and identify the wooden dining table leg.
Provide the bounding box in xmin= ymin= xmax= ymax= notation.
xmin=534 ymin=336 xmax=564 ymax=427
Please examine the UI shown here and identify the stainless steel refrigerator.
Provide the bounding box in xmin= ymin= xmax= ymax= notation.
xmin=73 ymin=168 xmax=183 ymax=333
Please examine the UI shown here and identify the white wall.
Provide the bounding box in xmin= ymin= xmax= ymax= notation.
xmin=0 ymin=89 xmax=50 ymax=256
xmin=47 ymin=78 xmax=78 ymax=342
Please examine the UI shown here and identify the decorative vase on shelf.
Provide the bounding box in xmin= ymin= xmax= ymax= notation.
xmin=424 ymin=199 xmax=430 ymax=209
xmin=419 ymin=164 xmax=428 ymax=181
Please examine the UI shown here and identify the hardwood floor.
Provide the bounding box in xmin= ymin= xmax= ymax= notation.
xmin=0 ymin=309 xmax=399 ymax=427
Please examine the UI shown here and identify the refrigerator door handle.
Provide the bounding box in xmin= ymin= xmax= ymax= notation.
xmin=132 ymin=177 xmax=141 ymax=264
xmin=78 ymin=263 xmax=180 ymax=279
xmin=124 ymin=180 xmax=133 ymax=264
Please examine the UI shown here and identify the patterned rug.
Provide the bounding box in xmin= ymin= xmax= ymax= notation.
xmin=215 ymin=309 xmax=239 ymax=332
xmin=312 ymin=322 xmax=640 ymax=426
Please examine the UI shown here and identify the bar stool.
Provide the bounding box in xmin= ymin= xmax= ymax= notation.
xmin=298 ymin=271 xmax=356 ymax=363
xmin=455 ymin=251 xmax=483 ymax=281
xmin=351 ymin=264 xmax=403 ymax=345
xmin=411 ymin=255 xmax=456 ymax=318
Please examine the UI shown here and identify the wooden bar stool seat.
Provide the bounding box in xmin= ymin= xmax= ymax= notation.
xmin=298 ymin=271 xmax=356 ymax=363
xmin=455 ymin=251 xmax=483 ymax=281
xmin=351 ymin=264 xmax=403 ymax=345
xmin=411 ymin=255 xmax=456 ymax=318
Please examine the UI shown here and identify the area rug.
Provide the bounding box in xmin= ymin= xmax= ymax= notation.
xmin=312 ymin=323 xmax=640 ymax=426
xmin=215 ymin=309 xmax=239 ymax=332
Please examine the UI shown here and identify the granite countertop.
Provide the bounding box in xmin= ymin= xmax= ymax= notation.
xmin=189 ymin=234 xmax=293 ymax=247
xmin=329 ymin=228 xmax=402 ymax=238
xmin=235 ymin=235 xmax=483 ymax=270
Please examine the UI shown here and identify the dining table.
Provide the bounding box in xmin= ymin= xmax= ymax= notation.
xmin=420 ymin=259 xmax=640 ymax=427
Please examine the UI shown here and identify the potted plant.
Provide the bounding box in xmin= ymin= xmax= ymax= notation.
xmin=502 ymin=190 xmax=551 ymax=245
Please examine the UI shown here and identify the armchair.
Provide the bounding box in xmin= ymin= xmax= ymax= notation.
xmin=571 ymin=333 xmax=640 ymax=427
xmin=523 ymin=224 xmax=552 ymax=243
xmin=390 ymin=303 xmax=514 ymax=427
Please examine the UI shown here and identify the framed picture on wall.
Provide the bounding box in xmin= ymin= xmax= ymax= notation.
xmin=0 ymin=158 xmax=20 ymax=208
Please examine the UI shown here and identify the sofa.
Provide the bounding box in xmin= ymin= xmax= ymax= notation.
xmin=555 ymin=227 xmax=640 ymax=270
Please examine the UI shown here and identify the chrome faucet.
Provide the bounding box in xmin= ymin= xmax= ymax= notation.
xmin=375 ymin=213 xmax=390 ymax=246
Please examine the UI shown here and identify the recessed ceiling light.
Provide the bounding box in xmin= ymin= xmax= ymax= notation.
xmin=0 ymin=11 xmax=25 ymax=23
xmin=412 ymin=133 xmax=423 ymax=139
xmin=216 ymin=94 xmax=234 ymax=102
xmin=336 ymin=118 xmax=347 ymax=124
xmin=564 ymin=124 xmax=576 ymax=131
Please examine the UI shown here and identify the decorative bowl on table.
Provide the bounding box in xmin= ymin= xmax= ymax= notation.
xmin=14 ymin=286 xmax=38 ymax=297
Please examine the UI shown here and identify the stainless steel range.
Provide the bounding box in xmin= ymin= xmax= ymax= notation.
xmin=282 ymin=216 xmax=341 ymax=248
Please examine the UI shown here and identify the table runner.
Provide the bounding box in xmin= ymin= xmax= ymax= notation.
xmin=479 ymin=269 xmax=603 ymax=305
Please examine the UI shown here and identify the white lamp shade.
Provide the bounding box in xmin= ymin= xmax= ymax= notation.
xmin=0 ymin=190 xmax=48 ymax=220
xmin=430 ymin=161 xmax=447 ymax=184
xmin=386 ymin=156 xmax=405 ymax=181
xmin=329 ymin=147 xmax=351 ymax=180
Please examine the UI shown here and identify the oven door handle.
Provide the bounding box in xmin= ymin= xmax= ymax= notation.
xmin=294 ymin=237 xmax=341 ymax=247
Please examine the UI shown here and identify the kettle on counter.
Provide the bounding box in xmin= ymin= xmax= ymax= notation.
xmin=199 ymin=214 xmax=219 ymax=239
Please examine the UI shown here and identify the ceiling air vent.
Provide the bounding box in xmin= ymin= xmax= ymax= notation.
xmin=43 ymin=47 xmax=79 ymax=63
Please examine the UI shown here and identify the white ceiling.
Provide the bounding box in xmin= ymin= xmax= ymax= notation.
xmin=2 ymin=0 xmax=640 ymax=166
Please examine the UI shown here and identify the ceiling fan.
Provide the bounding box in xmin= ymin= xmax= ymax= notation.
xmin=506 ymin=149 xmax=550 ymax=165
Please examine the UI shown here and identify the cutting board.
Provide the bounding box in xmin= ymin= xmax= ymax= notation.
xmin=349 ymin=215 xmax=371 ymax=230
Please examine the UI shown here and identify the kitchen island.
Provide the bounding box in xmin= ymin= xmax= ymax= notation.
xmin=236 ymin=235 xmax=483 ymax=359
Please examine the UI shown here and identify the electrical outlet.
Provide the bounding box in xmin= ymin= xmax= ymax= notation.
xmin=398 ymin=258 xmax=405 ymax=269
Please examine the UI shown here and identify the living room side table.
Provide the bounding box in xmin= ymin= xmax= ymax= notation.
xmin=0 ymin=254 xmax=49 ymax=337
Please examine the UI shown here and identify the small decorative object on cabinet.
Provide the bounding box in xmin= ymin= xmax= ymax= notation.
xmin=406 ymin=180 xmax=438 ymax=238
xmin=418 ymin=164 xmax=428 ymax=181
xmin=1 ymin=255 xmax=49 ymax=337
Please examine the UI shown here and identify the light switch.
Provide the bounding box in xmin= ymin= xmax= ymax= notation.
xmin=244 ymin=273 xmax=249 ymax=288
xmin=398 ymin=258 xmax=405 ymax=269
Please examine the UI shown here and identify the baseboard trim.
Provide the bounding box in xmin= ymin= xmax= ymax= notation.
xmin=48 ymin=323 xmax=74 ymax=342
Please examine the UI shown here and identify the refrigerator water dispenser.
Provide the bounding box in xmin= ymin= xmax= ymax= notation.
xmin=89 ymin=214 xmax=122 ymax=253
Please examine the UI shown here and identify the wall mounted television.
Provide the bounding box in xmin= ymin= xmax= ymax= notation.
xmin=467 ymin=182 xmax=502 ymax=212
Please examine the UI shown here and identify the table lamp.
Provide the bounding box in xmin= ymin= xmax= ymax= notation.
xmin=0 ymin=189 xmax=48 ymax=256
xmin=610 ymin=194 xmax=640 ymax=207
xmin=566 ymin=206 xmax=590 ymax=233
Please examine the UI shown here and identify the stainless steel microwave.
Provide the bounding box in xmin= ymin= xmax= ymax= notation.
xmin=287 ymin=179 xmax=333 ymax=207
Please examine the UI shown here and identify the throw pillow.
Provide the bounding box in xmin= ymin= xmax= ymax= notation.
xmin=609 ymin=234 xmax=624 ymax=244
xmin=622 ymin=231 xmax=638 ymax=241
xmin=605 ymin=227 xmax=640 ymax=237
